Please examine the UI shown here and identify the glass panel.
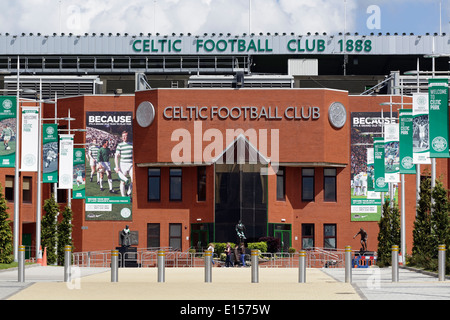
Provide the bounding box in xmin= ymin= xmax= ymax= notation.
xmin=214 ymin=164 xmax=267 ymax=243
xmin=169 ymin=223 xmax=182 ymax=250
xmin=148 ymin=168 xmax=160 ymax=201
xmin=302 ymin=177 xmax=314 ymax=201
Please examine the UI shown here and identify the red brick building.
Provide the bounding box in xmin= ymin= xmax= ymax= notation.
xmin=6 ymin=88 xmax=446 ymax=256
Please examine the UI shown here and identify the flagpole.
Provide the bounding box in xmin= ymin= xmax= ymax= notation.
xmin=13 ymin=56 xmax=20 ymax=262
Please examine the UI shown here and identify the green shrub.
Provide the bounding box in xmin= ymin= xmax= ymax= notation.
xmin=247 ymin=241 xmax=267 ymax=253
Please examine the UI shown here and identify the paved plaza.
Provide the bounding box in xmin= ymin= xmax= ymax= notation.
xmin=0 ymin=265 xmax=449 ymax=301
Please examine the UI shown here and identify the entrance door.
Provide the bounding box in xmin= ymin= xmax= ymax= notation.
xmin=214 ymin=163 xmax=267 ymax=243
xmin=191 ymin=224 xmax=209 ymax=251
xmin=274 ymin=230 xmax=291 ymax=252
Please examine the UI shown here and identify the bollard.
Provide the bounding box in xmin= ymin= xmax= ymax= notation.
xmin=438 ymin=244 xmax=446 ymax=281
xmin=392 ymin=245 xmax=399 ymax=282
xmin=111 ymin=250 xmax=119 ymax=282
xmin=204 ymin=250 xmax=212 ymax=283
xmin=64 ymin=245 xmax=72 ymax=282
xmin=158 ymin=250 xmax=165 ymax=283
xmin=18 ymin=245 xmax=25 ymax=283
xmin=298 ymin=250 xmax=306 ymax=283
xmin=345 ymin=246 xmax=352 ymax=283
xmin=251 ymin=249 xmax=259 ymax=283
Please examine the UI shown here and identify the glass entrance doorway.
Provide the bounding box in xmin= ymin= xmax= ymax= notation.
xmin=214 ymin=163 xmax=267 ymax=243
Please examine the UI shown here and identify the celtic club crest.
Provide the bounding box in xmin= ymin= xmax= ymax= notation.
xmin=432 ymin=136 xmax=448 ymax=152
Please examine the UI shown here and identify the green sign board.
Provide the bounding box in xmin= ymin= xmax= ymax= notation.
xmin=428 ymin=78 xmax=449 ymax=158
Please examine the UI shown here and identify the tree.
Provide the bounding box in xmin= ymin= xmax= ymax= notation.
xmin=57 ymin=205 xmax=73 ymax=266
xmin=412 ymin=176 xmax=432 ymax=260
xmin=377 ymin=199 xmax=400 ymax=267
xmin=410 ymin=176 xmax=450 ymax=271
xmin=0 ymin=185 xmax=13 ymax=264
xmin=41 ymin=194 xmax=59 ymax=265
xmin=430 ymin=180 xmax=450 ymax=258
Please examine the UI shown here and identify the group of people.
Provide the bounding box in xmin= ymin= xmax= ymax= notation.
xmin=205 ymin=242 xmax=248 ymax=267
xmin=224 ymin=242 xmax=248 ymax=267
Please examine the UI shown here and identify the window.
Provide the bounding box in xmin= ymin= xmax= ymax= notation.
xmin=276 ymin=167 xmax=285 ymax=201
xmin=302 ymin=224 xmax=315 ymax=249
xmin=324 ymin=168 xmax=337 ymax=202
xmin=5 ymin=175 xmax=14 ymax=201
xmin=148 ymin=168 xmax=161 ymax=201
xmin=22 ymin=177 xmax=32 ymax=203
xmin=169 ymin=223 xmax=182 ymax=250
xmin=324 ymin=224 xmax=337 ymax=249
xmin=169 ymin=168 xmax=182 ymax=201
xmin=147 ymin=223 xmax=160 ymax=248
xmin=302 ymin=168 xmax=315 ymax=201
xmin=197 ymin=166 xmax=206 ymax=202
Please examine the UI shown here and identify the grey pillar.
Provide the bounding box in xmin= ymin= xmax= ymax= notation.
xmin=64 ymin=245 xmax=72 ymax=282
xmin=299 ymin=250 xmax=306 ymax=283
xmin=438 ymin=244 xmax=446 ymax=281
xmin=345 ymin=246 xmax=352 ymax=283
xmin=392 ymin=245 xmax=399 ymax=282
xmin=158 ymin=250 xmax=165 ymax=282
xmin=18 ymin=245 xmax=25 ymax=283
xmin=251 ymin=249 xmax=259 ymax=283
xmin=111 ymin=250 xmax=118 ymax=282
xmin=204 ymin=249 xmax=212 ymax=283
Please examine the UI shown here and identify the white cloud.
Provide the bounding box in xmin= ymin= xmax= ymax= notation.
xmin=1 ymin=0 xmax=438 ymax=36
xmin=0 ymin=0 xmax=359 ymax=35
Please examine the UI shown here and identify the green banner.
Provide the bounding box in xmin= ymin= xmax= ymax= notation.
xmin=0 ymin=96 xmax=17 ymax=167
xmin=428 ymin=78 xmax=449 ymax=158
xmin=399 ymin=110 xmax=416 ymax=174
xmin=43 ymin=124 xmax=58 ymax=183
xmin=73 ymin=148 xmax=85 ymax=199
xmin=374 ymin=137 xmax=388 ymax=192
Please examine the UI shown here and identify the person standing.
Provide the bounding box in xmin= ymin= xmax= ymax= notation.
xmin=114 ymin=131 xmax=133 ymax=197
xmin=225 ymin=242 xmax=233 ymax=267
xmin=88 ymin=138 xmax=100 ymax=183
xmin=239 ymin=242 xmax=246 ymax=267
xmin=96 ymin=139 xmax=116 ymax=193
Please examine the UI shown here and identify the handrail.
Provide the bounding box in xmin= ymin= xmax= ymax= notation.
xmin=72 ymin=247 xmax=361 ymax=268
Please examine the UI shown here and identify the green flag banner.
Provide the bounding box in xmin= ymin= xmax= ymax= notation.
xmin=43 ymin=124 xmax=58 ymax=183
xmin=399 ymin=110 xmax=416 ymax=174
xmin=0 ymin=96 xmax=17 ymax=167
xmin=428 ymin=78 xmax=449 ymax=158
xmin=73 ymin=148 xmax=86 ymax=199
xmin=374 ymin=137 xmax=388 ymax=192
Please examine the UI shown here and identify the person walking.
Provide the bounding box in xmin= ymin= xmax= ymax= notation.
xmin=225 ymin=242 xmax=233 ymax=267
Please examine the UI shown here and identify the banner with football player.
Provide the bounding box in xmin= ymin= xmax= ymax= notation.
xmin=43 ymin=123 xmax=58 ymax=183
xmin=399 ymin=110 xmax=416 ymax=174
xmin=73 ymin=148 xmax=85 ymax=199
xmin=384 ymin=123 xmax=400 ymax=183
xmin=85 ymin=111 xmax=133 ymax=221
xmin=412 ymin=93 xmax=431 ymax=164
xmin=350 ymin=112 xmax=387 ymax=222
xmin=0 ymin=96 xmax=17 ymax=167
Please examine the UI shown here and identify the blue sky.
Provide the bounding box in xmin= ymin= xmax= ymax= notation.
xmin=0 ymin=0 xmax=448 ymax=36
xmin=353 ymin=1 xmax=448 ymax=35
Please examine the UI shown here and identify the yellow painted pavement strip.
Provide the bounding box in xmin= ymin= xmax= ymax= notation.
xmin=8 ymin=268 xmax=360 ymax=300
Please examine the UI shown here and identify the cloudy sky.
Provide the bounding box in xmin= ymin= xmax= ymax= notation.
xmin=0 ymin=0 xmax=448 ymax=36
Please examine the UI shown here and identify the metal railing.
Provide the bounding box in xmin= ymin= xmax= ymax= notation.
xmin=72 ymin=247 xmax=351 ymax=268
